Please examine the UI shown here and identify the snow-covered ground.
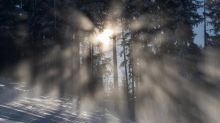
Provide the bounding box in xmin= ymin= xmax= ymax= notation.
xmin=0 ymin=77 xmax=134 ymax=123
xmin=2 ymin=76 xmax=219 ymax=123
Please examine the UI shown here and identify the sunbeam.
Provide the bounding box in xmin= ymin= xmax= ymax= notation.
xmin=0 ymin=0 xmax=219 ymax=123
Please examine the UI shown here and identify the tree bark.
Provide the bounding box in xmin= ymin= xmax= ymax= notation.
xmin=113 ymin=36 xmax=119 ymax=112
xmin=131 ymin=33 xmax=135 ymax=118
xmin=122 ymin=30 xmax=130 ymax=109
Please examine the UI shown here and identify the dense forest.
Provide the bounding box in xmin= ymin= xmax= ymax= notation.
xmin=0 ymin=0 xmax=220 ymax=123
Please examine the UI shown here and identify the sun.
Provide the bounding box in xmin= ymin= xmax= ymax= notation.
xmin=97 ymin=29 xmax=113 ymax=45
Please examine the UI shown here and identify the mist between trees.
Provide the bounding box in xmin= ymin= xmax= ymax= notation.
xmin=0 ymin=0 xmax=220 ymax=123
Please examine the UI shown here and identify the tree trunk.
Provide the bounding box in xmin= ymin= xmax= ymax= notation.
xmin=204 ymin=0 xmax=207 ymax=48
xmin=5 ymin=38 xmax=8 ymax=80
xmin=134 ymin=36 xmax=140 ymax=113
xmin=77 ymin=30 xmax=81 ymax=95
xmin=131 ymin=33 xmax=135 ymax=118
xmin=122 ymin=30 xmax=130 ymax=109
xmin=113 ymin=36 xmax=119 ymax=112
xmin=90 ymin=33 xmax=93 ymax=87
xmin=89 ymin=33 xmax=92 ymax=74
xmin=71 ymin=31 xmax=75 ymax=95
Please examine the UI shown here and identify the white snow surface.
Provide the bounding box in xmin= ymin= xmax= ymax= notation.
xmin=0 ymin=77 xmax=134 ymax=123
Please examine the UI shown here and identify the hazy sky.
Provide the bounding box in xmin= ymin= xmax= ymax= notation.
xmin=193 ymin=7 xmax=205 ymax=47
xmin=194 ymin=0 xmax=213 ymax=47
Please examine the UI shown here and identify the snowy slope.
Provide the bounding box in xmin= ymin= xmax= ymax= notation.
xmin=0 ymin=77 xmax=134 ymax=123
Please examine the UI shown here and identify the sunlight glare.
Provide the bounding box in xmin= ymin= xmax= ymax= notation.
xmin=97 ymin=29 xmax=113 ymax=45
